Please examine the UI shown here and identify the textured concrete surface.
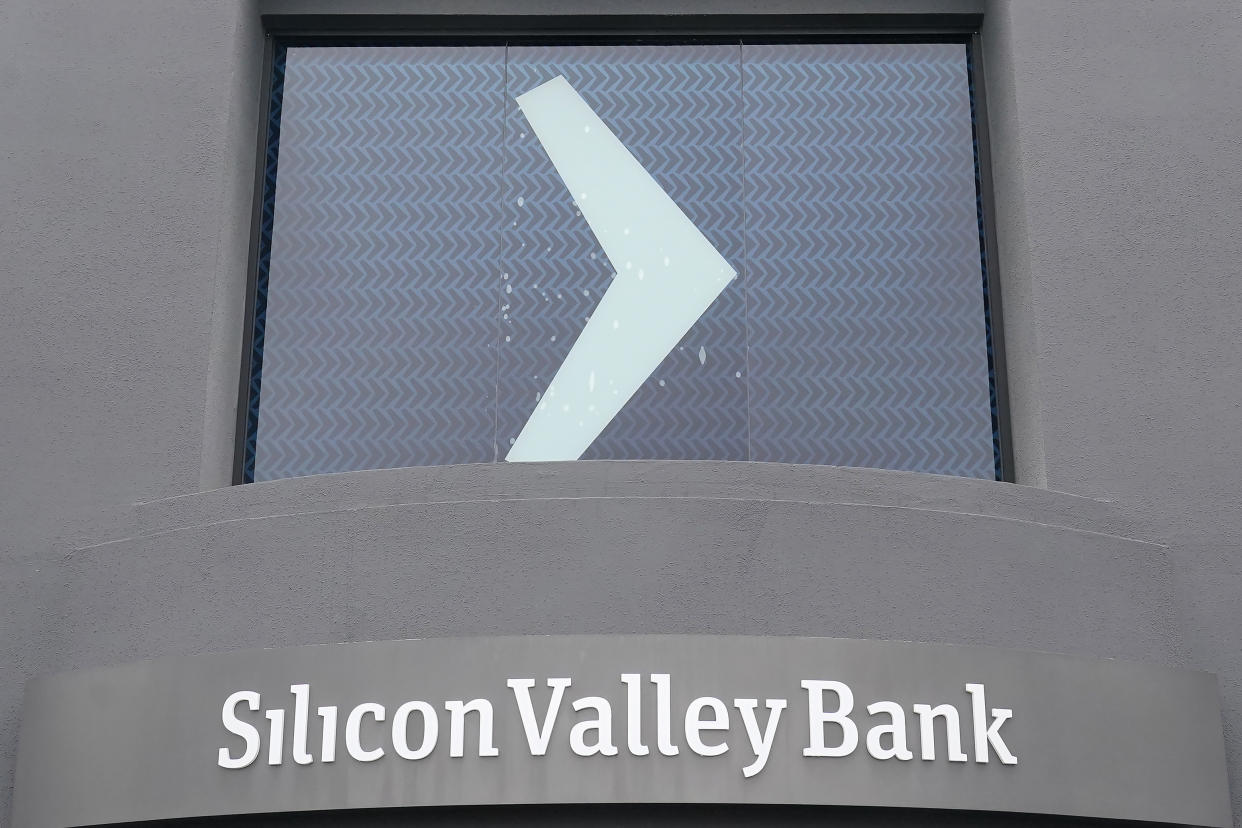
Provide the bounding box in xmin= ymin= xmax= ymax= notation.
xmin=2 ymin=0 xmax=1240 ymax=826
xmin=983 ymin=1 xmax=1242 ymax=821
xmin=51 ymin=463 xmax=1174 ymax=672
xmin=0 ymin=2 xmax=263 ymax=825
xmin=32 ymin=462 xmax=1187 ymax=828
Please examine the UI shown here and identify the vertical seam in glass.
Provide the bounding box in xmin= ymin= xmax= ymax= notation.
xmin=493 ymin=44 xmax=510 ymax=463
xmin=738 ymin=40 xmax=754 ymax=461
xmin=243 ymin=43 xmax=289 ymax=484
xmin=966 ymin=39 xmax=1004 ymax=482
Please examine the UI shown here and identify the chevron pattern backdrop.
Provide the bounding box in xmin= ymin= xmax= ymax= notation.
xmin=251 ymin=42 xmax=996 ymax=481
xmin=743 ymin=44 xmax=994 ymax=477
xmin=255 ymin=47 xmax=505 ymax=480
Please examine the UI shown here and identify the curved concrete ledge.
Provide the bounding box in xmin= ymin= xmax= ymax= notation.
xmin=95 ymin=461 xmax=1153 ymax=543
xmin=46 ymin=462 xmax=1178 ymax=680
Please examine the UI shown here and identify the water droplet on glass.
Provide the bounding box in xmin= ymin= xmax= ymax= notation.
xmin=583 ymin=289 xmax=590 ymax=297
xmin=664 ymin=256 xmax=671 ymax=267
xmin=551 ymin=335 xmax=557 ymax=342
xmin=584 ymin=125 xmax=590 ymax=133
xmin=510 ymin=437 xmax=516 ymax=444
xmin=698 ymin=346 xmax=707 ymax=365
xmin=658 ymin=379 xmax=666 ymax=387
xmin=590 ymin=252 xmax=597 ymax=260
xmin=735 ymin=371 xmax=742 ymax=378
xmin=623 ymin=227 xmax=630 ymax=235
xmin=588 ymin=371 xmax=595 ymax=392
xmin=516 ymin=196 xmax=525 ymax=207
xmin=505 ymin=335 xmax=510 ymax=341
xmin=625 ymin=261 xmax=632 ymax=270
xmin=505 ymin=284 xmax=512 ymax=294
xmin=637 ymin=269 xmax=644 ymax=280
xmin=535 ymin=391 xmax=542 ymax=401
xmin=612 ymin=319 xmax=619 ymax=330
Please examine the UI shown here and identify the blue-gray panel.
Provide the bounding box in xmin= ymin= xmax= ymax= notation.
xmin=254 ymin=47 xmax=504 ymax=481
xmin=251 ymin=43 xmax=995 ymax=479
xmin=499 ymin=45 xmax=748 ymax=461
xmin=743 ymin=43 xmax=994 ymax=478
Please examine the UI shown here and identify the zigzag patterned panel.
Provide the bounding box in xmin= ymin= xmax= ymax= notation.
xmin=499 ymin=45 xmax=748 ymax=461
xmin=254 ymin=46 xmax=505 ymax=480
xmin=250 ymin=42 xmax=996 ymax=480
xmin=743 ymin=43 xmax=994 ymax=478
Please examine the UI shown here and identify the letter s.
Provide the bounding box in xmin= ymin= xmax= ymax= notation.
xmin=218 ymin=690 xmax=262 ymax=768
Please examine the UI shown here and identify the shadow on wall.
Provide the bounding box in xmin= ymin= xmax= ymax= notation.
xmin=141 ymin=803 xmax=1186 ymax=828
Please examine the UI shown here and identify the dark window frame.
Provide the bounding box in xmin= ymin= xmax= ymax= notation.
xmin=234 ymin=13 xmax=1014 ymax=483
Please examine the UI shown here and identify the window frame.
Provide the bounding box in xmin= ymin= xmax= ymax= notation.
xmin=233 ymin=13 xmax=1013 ymax=483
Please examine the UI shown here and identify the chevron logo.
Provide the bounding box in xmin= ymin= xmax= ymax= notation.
xmin=506 ymin=76 xmax=736 ymax=462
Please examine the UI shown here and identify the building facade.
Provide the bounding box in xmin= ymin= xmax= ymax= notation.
xmin=2 ymin=1 xmax=1240 ymax=826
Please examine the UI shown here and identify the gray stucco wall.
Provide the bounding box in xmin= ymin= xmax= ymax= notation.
xmin=981 ymin=2 xmax=1242 ymax=822
xmin=0 ymin=4 xmax=263 ymax=827
xmin=1 ymin=1 xmax=1239 ymax=826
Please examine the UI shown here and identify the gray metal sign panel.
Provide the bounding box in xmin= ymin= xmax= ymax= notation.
xmin=11 ymin=636 xmax=1231 ymax=827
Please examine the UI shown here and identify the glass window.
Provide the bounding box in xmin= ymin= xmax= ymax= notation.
xmin=241 ymin=38 xmax=1004 ymax=482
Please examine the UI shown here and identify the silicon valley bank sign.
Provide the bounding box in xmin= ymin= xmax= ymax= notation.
xmin=13 ymin=636 xmax=1233 ymax=828
xmin=219 ymin=675 xmax=1015 ymax=776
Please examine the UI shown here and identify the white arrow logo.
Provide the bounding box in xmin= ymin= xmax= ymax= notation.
xmin=507 ymin=76 xmax=737 ymax=462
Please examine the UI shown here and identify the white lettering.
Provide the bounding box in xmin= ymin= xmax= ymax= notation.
xmin=965 ymin=683 xmax=1016 ymax=764
xmin=289 ymin=684 xmax=313 ymax=765
xmin=392 ymin=700 xmax=438 ymax=760
xmin=734 ymin=698 xmax=786 ymax=776
xmin=620 ymin=673 xmax=650 ymax=756
xmin=684 ymin=697 xmax=729 ymax=757
xmin=651 ymin=673 xmax=679 ymax=756
xmin=570 ymin=696 xmax=619 ymax=756
xmin=802 ymin=680 xmax=857 ymax=757
xmin=865 ymin=701 xmax=913 ymax=760
xmin=217 ymin=691 xmax=261 ymax=769
xmin=445 ymin=699 xmax=499 ymax=758
xmin=912 ymin=703 xmax=967 ymax=762
xmin=345 ymin=702 xmax=386 ymax=762
xmin=508 ymin=678 xmax=571 ymax=756
xmin=317 ymin=705 xmax=337 ymax=763
xmin=265 ymin=708 xmax=284 ymax=765
xmin=215 ymin=675 xmax=1019 ymax=773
